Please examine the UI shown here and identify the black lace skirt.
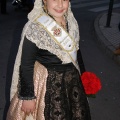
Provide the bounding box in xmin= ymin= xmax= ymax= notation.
xmin=43 ymin=63 xmax=91 ymax=120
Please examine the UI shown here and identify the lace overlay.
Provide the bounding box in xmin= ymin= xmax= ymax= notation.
xmin=44 ymin=65 xmax=91 ymax=120
xmin=26 ymin=22 xmax=73 ymax=64
xmin=10 ymin=21 xmax=32 ymax=100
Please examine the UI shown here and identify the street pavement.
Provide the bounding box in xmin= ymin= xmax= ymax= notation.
xmin=0 ymin=2 xmax=28 ymax=119
xmin=0 ymin=1 xmax=120 ymax=120
xmin=94 ymin=12 xmax=120 ymax=65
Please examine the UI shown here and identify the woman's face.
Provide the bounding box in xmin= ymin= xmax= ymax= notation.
xmin=43 ymin=0 xmax=69 ymax=19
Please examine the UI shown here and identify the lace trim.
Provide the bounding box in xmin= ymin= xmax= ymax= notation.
xmin=10 ymin=21 xmax=32 ymax=100
xmin=67 ymin=12 xmax=80 ymax=50
xmin=18 ymin=96 xmax=36 ymax=100
xmin=25 ymin=22 xmax=72 ymax=64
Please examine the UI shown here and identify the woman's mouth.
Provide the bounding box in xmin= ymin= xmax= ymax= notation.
xmin=54 ymin=9 xmax=64 ymax=13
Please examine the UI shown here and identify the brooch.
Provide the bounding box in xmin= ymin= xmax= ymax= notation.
xmin=51 ymin=26 xmax=62 ymax=37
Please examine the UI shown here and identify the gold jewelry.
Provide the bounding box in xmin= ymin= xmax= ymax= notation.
xmin=43 ymin=4 xmax=48 ymax=13
xmin=56 ymin=17 xmax=67 ymax=30
xmin=64 ymin=11 xmax=68 ymax=18
xmin=59 ymin=22 xmax=66 ymax=29
xmin=51 ymin=26 xmax=62 ymax=37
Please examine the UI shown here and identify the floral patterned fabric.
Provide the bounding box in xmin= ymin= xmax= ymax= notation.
xmin=44 ymin=63 xmax=91 ymax=120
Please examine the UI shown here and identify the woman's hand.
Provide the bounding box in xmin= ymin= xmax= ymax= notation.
xmin=21 ymin=100 xmax=36 ymax=115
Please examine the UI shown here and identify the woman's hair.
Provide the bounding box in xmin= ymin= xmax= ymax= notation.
xmin=28 ymin=0 xmax=72 ymax=21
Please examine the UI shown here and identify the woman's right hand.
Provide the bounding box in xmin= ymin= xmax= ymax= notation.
xmin=21 ymin=100 xmax=36 ymax=115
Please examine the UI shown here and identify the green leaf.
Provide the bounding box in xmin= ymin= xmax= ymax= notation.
xmin=87 ymin=94 xmax=96 ymax=98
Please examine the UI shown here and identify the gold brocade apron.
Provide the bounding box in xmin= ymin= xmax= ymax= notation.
xmin=7 ymin=62 xmax=48 ymax=120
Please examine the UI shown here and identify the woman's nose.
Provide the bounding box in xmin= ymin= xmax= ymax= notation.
xmin=57 ymin=0 xmax=63 ymax=8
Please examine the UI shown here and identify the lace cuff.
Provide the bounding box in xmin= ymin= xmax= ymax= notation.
xmin=18 ymin=80 xmax=36 ymax=100
xmin=18 ymin=83 xmax=36 ymax=100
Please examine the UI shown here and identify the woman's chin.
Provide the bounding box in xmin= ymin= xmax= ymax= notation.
xmin=49 ymin=11 xmax=65 ymax=18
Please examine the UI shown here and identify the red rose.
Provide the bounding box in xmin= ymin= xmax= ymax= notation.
xmin=81 ymin=72 xmax=101 ymax=96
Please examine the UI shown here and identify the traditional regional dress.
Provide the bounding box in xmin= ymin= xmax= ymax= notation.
xmin=7 ymin=13 xmax=91 ymax=120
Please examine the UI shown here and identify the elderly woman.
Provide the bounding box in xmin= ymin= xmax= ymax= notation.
xmin=7 ymin=0 xmax=91 ymax=119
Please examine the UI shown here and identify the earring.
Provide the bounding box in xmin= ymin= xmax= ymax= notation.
xmin=64 ymin=12 xmax=68 ymax=22
xmin=64 ymin=10 xmax=68 ymax=18
xmin=43 ymin=4 xmax=48 ymax=13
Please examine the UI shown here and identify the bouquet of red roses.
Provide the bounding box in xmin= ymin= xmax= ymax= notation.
xmin=81 ymin=72 xmax=101 ymax=98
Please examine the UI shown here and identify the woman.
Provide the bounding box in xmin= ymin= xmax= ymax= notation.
xmin=7 ymin=0 xmax=91 ymax=119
